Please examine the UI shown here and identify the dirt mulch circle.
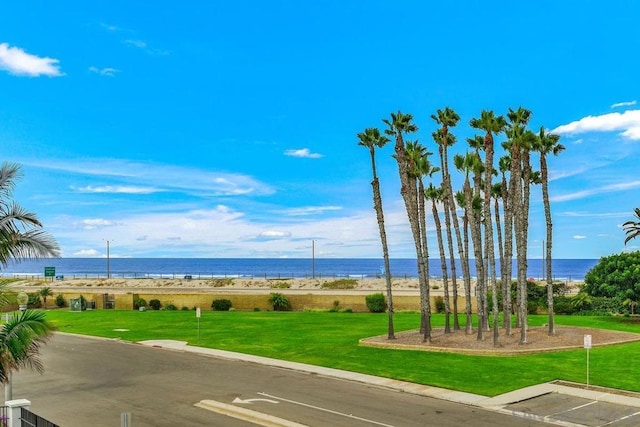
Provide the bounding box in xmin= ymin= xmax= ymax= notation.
xmin=360 ymin=326 xmax=640 ymax=356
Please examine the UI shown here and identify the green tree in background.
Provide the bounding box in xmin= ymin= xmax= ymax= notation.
xmin=584 ymin=252 xmax=640 ymax=301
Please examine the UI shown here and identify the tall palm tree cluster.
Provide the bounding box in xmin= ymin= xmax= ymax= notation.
xmin=358 ymin=107 xmax=564 ymax=346
xmin=0 ymin=162 xmax=59 ymax=399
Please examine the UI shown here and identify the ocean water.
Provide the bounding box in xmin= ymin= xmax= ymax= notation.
xmin=0 ymin=258 xmax=598 ymax=281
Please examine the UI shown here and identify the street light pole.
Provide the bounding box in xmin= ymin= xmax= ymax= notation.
xmin=106 ymin=240 xmax=111 ymax=279
xmin=312 ymin=240 xmax=315 ymax=279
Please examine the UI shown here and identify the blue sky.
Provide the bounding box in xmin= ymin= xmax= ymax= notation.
xmin=1 ymin=1 xmax=639 ymax=260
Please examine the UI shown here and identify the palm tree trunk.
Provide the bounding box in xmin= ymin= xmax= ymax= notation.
xmin=392 ymin=133 xmax=430 ymax=341
xmin=541 ymin=155 xmax=555 ymax=335
xmin=418 ymin=179 xmax=432 ymax=342
xmin=441 ymin=147 xmax=464 ymax=331
xmin=515 ymin=148 xmax=530 ymax=345
xmin=501 ymin=174 xmax=513 ymax=335
xmin=432 ymin=199 xmax=451 ymax=333
xmin=483 ymin=143 xmax=499 ymax=346
xmin=371 ymin=174 xmax=395 ymax=339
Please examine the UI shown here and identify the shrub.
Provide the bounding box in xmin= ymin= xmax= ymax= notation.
xmin=207 ymin=278 xmax=234 ymax=287
xmin=148 ymin=299 xmax=162 ymax=310
xmin=434 ymin=296 xmax=445 ymax=313
xmin=553 ymin=297 xmax=575 ymax=315
xmin=163 ymin=302 xmax=177 ymax=311
xmin=270 ymin=279 xmax=291 ymax=289
xmin=365 ymin=293 xmax=387 ymax=313
xmin=268 ymin=292 xmax=291 ymax=311
xmin=328 ymin=300 xmax=341 ymax=312
xmin=27 ymin=293 xmax=41 ymax=308
xmin=181 ymin=306 xmax=190 ymax=311
xmin=55 ymin=294 xmax=66 ymax=308
xmin=321 ymin=279 xmax=356 ymax=289
xmin=133 ymin=297 xmax=147 ymax=310
xmin=211 ymin=299 xmax=233 ymax=311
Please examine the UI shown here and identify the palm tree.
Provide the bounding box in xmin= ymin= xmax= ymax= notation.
xmin=497 ymin=154 xmax=513 ymax=335
xmin=425 ymin=182 xmax=453 ymax=333
xmin=39 ymin=287 xmax=54 ymax=309
xmin=470 ymin=110 xmax=506 ymax=346
xmin=358 ymin=128 xmax=395 ymax=339
xmin=0 ymin=310 xmax=55 ymax=399
xmin=406 ymin=141 xmax=434 ymax=341
xmin=623 ymin=208 xmax=640 ymax=244
xmin=0 ymin=163 xmax=60 ymax=267
xmin=533 ymin=126 xmax=564 ymax=336
xmin=453 ymin=189 xmax=473 ymax=333
xmin=383 ymin=112 xmax=431 ymax=340
xmin=0 ymin=162 xmax=59 ymax=399
xmin=432 ymin=126 xmax=463 ymax=331
xmin=455 ymin=153 xmax=485 ymax=338
xmin=506 ymin=107 xmax=534 ymax=344
xmin=430 ymin=108 xmax=462 ymax=330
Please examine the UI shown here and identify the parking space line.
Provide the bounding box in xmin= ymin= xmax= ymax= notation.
xmin=601 ymin=410 xmax=640 ymax=426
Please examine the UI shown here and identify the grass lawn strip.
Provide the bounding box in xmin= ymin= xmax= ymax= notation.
xmin=41 ymin=310 xmax=640 ymax=397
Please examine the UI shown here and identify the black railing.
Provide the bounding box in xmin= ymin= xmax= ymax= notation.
xmin=20 ymin=407 xmax=58 ymax=427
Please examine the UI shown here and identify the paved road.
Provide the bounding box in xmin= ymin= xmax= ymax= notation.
xmin=12 ymin=334 xmax=547 ymax=426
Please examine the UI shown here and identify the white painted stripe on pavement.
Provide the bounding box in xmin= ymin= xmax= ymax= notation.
xmin=258 ymin=392 xmax=396 ymax=427
xmin=195 ymin=399 xmax=309 ymax=427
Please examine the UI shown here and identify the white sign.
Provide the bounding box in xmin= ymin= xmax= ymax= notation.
xmin=196 ymin=307 xmax=201 ymax=318
xmin=584 ymin=334 xmax=592 ymax=349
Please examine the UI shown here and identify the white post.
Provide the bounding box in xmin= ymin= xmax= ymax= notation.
xmin=121 ymin=412 xmax=131 ymax=426
xmin=6 ymin=398 xmax=30 ymax=427
xmin=584 ymin=334 xmax=592 ymax=389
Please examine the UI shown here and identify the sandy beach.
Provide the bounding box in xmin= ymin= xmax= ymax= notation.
xmin=7 ymin=276 xmax=581 ymax=296
xmin=8 ymin=276 xmax=425 ymax=294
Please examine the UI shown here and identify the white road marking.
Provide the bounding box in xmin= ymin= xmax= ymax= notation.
xmin=196 ymin=400 xmax=308 ymax=427
xmin=234 ymin=397 xmax=280 ymax=404
xmin=258 ymin=392 xmax=397 ymax=427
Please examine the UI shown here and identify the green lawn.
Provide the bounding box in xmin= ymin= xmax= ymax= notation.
xmin=41 ymin=310 xmax=640 ymax=397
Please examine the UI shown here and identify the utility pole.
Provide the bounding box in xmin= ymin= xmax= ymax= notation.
xmin=105 ymin=240 xmax=111 ymax=279
xmin=312 ymin=240 xmax=315 ymax=279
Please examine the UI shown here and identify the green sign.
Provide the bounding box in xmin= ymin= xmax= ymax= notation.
xmin=44 ymin=267 xmax=55 ymax=277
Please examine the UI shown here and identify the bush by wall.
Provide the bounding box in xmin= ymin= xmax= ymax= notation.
xmin=55 ymin=294 xmax=66 ymax=308
xmin=365 ymin=293 xmax=387 ymax=313
xmin=268 ymin=293 xmax=291 ymax=311
xmin=134 ymin=297 xmax=147 ymax=310
xmin=211 ymin=299 xmax=233 ymax=311
xmin=149 ymin=299 xmax=162 ymax=310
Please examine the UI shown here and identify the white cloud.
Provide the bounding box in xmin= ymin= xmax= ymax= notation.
xmin=0 ymin=43 xmax=63 ymax=77
xmin=281 ymin=206 xmax=342 ymax=216
xmin=552 ymin=180 xmax=640 ymax=202
xmin=284 ymin=148 xmax=323 ymax=158
xmin=123 ymin=39 xmax=170 ymax=56
xmin=124 ymin=39 xmax=147 ymax=49
xmin=89 ymin=66 xmax=119 ymax=77
xmin=560 ymin=211 xmax=631 ymax=218
xmin=552 ymin=110 xmax=640 ymax=141
xmin=79 ymin=218 xmax=115 ymax=229
xmin=257 ymin=230 xmax=291 ymax=240
xmin=73 ymin=185 xmax=160 ymax=194
xmin=611 ymin=100 xmax=637 ymax=108
xmin=573 ymin=235 xmax=587 ymax=239
xmin=72 ymin=249 xmax=101 ymax=257
xmin=23 ymin=158 xmax=275 ymax=197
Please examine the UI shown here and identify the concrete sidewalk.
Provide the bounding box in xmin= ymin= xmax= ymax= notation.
xmin=138 ymin=339 xmax=640 ymax=426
